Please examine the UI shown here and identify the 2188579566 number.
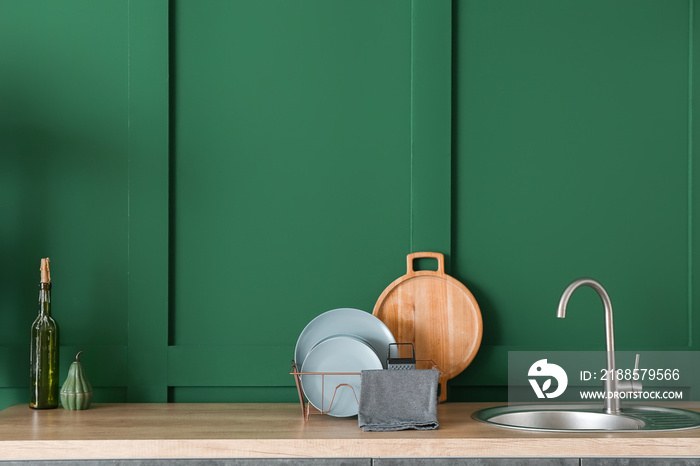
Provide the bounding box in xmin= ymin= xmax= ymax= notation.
xmin=599 ymin=368 xmax=680 ymax=381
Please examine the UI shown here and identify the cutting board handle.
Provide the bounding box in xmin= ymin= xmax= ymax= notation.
xmin=406 ymin=252 xmax=445 ymax=274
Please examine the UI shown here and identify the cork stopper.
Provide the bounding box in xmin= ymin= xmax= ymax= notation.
xmin=40 ymin=258 xmax=51 ymax=283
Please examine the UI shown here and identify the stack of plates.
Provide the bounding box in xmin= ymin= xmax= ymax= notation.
xmin=295 ymin=308 xmax=396 ymax=417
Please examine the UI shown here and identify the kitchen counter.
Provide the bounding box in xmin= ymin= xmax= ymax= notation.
xmin=0 ymin=402 xmax=699 ymax=460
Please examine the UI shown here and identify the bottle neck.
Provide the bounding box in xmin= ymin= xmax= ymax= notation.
xmin=38 ymin=282 xmax=51 ymax=316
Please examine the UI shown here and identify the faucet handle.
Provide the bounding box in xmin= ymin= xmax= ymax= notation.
xmin=632 ymin=353 xmax=642 ymax=393
xmin=617 ymin=353 xmax=642 ymax=394
xmin=618 ymin=353 xmax=643 ymax=395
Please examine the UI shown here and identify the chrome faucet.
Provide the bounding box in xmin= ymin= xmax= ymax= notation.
xmin=557 ymin=278 xmax=620 ymax=414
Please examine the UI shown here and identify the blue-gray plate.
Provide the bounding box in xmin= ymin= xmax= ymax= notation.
xmin=300 ymin=335 xmax=383 ymax=417
xmin=294 ymin=308 xmax=396 ymax=370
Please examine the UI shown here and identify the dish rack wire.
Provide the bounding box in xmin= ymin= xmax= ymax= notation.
xmin=290 ymin=359 xmax=442 ymax=422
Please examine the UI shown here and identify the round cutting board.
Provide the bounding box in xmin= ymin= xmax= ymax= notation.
xmin=373 ymin=252 xmax=482 ymax=402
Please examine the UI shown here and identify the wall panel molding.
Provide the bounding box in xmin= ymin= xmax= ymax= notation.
xmin=126 ymin=0 xmax=170 ymax=402
xmin=692 ymin=0 xmax=699 ymax=351
xmin=410 ymin=0 xmax=453 ymax=265
xmin=167 ymin=346 xmax=292 ymax=387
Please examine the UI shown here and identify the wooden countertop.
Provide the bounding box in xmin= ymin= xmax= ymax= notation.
xmin=1 ymin=402 xmax=699 ymax=460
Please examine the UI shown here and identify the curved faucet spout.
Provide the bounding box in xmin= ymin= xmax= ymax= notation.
xmin=557 ymin=278 xmax=619 ymax=414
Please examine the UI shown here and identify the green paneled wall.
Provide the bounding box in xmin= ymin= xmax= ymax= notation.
xmin=168 ymin=0 xmax=450 ymax=400
xmin=171 ymin=0 xmax=412 ymax=349
xmin=451 ymin=0 xmax=698 ymax=394
xmin=0 ymin=0 xmax=697 ymax=410
xmin=0 ymin=0 xmax=134 ymax=409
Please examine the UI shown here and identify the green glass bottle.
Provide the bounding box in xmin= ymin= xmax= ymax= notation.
xmin=29 ymin=258 xmax=59 ymax=409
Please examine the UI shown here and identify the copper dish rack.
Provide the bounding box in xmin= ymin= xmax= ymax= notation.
xmin=290 ymin=360 xmax=441 ymax=422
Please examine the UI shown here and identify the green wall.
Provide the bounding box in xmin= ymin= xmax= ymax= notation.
xmin=0 ymin=0 xmax=697 ymax=410
xmin=450 ymin=0 xmax=699 ymax=398
xmin=1 ymin=0 xmax=134 ymax=407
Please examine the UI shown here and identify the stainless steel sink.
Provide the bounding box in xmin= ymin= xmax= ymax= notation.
xmin=473 ymin=404 xmax=700 ymax=432
xmin=473 ymin=279 xmax=700 ymax=432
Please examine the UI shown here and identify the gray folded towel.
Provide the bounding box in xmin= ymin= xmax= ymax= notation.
xmin=358 ymin=369 xmax=439 ymax=432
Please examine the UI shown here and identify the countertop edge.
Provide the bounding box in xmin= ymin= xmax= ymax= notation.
xmin=1 ymin=437 xmax=700 ymax=460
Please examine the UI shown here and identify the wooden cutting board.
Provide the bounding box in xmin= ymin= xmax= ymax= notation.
xmin=373 ymin=252 xmax=482 ymax=402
